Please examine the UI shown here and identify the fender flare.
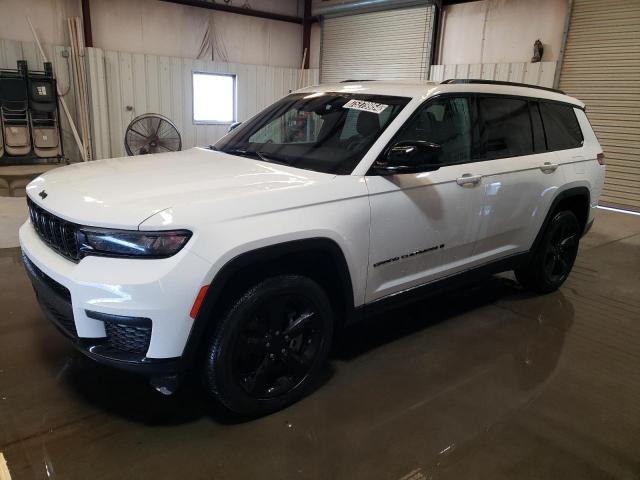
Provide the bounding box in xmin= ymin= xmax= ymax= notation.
xmin=531 ymin=186 xmax=591 ymax=253
xmin=180 ymin=238 xmax=354 ymax=365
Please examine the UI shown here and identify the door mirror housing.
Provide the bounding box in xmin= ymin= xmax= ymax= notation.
xmin=228 ymin=121 xmax=242 ymax=133
xmin=373 ymin=140 xmax=442 ymax=175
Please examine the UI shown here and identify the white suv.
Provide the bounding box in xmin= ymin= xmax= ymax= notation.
xmin=20 ymin=79 xmax=605 ymax=415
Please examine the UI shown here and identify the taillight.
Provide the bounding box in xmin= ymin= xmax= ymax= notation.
xmin=597 ymin=153 xmax=605 ymax=165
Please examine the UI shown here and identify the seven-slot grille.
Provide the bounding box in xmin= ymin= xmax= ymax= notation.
xmin=27 ymin=197 xmax=80 ymax=261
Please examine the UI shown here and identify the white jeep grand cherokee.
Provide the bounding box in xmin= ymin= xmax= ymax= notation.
xmin=20 ymin=79 xmax=605 ymax=415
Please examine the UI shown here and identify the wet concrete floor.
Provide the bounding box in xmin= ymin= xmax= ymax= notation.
xmin=0 ymin=208 xmax=639 ymax=479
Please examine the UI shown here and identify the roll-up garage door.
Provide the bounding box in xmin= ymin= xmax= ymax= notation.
xmin=559 ymin=0 xmax=640 ymax=211
xmin=321 ymin=5 xmax=434 ymax=83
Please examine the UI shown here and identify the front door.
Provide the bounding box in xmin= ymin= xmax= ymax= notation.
xmin=364 ymin=96 xmax=485 ymax=303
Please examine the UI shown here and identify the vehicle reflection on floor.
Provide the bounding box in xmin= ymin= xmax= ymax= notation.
xmin=0 ymin=208 xmax=638 ymax=480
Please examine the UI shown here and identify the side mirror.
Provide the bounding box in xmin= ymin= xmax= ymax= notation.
xmin=373 ymin=140 xmax=441 ymax=175
xmin=228 ymin=121 xmax=242 ymax=132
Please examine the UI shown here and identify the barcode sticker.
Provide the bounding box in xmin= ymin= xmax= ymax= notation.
xmin=343 ymin=99 xmax=389 ymax=114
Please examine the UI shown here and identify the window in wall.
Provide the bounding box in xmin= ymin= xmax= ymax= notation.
xmin=477 ymin=97 xmax=533 ymax=160
xmin=539 ymin=102 xmax=583 ymax=151
xmin=192 ymin=72 xmax=236 ymax=124
xmin=395 ymin=97 xmax=473 ymax=165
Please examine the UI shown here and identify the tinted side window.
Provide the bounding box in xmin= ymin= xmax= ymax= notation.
xmin=539 ymin=102 xmax=583 ymax=151
xmin=530 ymin=101 xmax=547 ymax=153
xmin=395 ymin=97 xmax=472 ymax=165
xmin=477 ymin=97 xmax=533 ymax=160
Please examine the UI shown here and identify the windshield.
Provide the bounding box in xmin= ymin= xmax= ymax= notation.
xmin=214 ymin=92 xmax=410 ymax=174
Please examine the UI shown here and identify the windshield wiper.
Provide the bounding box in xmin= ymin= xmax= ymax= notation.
xmin=255 ymin=151 xmax=289 ymax=166
xmin=224 ymin=148 xmax=288 ymax=166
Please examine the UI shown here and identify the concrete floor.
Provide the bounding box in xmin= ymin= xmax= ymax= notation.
xmin=0 ymin=198 xmax=27 ymax=248
xmin=0 ymin=208 xmax=639 ymax=479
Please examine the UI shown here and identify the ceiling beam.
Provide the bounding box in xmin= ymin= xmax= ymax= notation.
xmin=157 ymin=0 xmax=318 ymax=24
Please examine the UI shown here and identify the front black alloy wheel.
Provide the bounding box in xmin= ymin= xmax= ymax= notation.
xmin=516 ymin=210 xmax=581 ymax=293
xmin=203 ymin=275 xmax=333 ymax=416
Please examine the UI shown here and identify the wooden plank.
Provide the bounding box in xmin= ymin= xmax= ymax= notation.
xmin=87 ymin=47 xmax=111 ymax=159
xmin=0 ymin=452 xmax=11 ymax=480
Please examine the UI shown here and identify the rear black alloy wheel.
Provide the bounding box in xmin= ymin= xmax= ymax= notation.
xmin=516 ymin=210 xmax=580 ymax=293
xmin=203 ymin=275 xmax=333 ymax=416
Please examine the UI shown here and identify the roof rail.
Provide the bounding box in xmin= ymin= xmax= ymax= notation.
xmin=441 ymin=79 xmax=565 ymax=95
xmin=340 ymin=79 xmax=375 ymax=83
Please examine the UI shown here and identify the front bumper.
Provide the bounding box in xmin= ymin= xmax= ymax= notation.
xmin=20 ymin=220 xmax=212 ymax=374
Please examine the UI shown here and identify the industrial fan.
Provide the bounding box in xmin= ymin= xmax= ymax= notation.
xmin=124 ymin=113 xmax=182 ymax=156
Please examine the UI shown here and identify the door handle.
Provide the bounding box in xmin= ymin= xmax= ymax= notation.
xmin=456 ymin=173 xmax=482 ymax=187
xmin=540 ymin=162 xmax=559 ymax=173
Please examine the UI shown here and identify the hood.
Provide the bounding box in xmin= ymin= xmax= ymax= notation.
xmin=25 ymin=148 xmax=335 ymax=229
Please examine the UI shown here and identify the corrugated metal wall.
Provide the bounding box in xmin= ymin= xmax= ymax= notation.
xmin=430 ymin=61 xmax=558 ymax=87
xmin=559 ymin=0 xmax=640 ymax=211
xmin=0 ymin=39 xmax=82 ymax=162
xmin=87 ymin=47 xmax=320 ymax=160
xmin=321 ymin=5 xmax=434 ymax=82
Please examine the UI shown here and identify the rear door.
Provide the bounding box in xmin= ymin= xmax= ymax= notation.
xmin=470 ymin=96 xmax=566 ymax=264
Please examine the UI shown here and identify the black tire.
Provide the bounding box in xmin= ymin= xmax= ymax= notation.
xmin=516 ymin=210 xmax=581 ymax=293
xmin=202 ymin=274 xmax=333 ymax=416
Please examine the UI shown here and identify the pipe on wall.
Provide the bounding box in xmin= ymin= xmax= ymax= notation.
xmin=312 ymin=0 xmax=432 ymax=18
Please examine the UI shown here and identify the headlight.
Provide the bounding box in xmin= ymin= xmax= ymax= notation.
xmin=77 ymin=228 xmax=192 ymax=258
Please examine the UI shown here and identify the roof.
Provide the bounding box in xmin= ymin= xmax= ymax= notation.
xmin=295 ymin=79 xmax=584 ymax=108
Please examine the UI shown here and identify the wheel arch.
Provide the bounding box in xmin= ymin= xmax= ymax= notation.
xmin=181 ymin=237 xmax=355 ymax=365
xmin=532 ymin=186 xmax=591 ymax=252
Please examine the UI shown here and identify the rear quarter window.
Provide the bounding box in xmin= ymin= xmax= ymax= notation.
xmin=539 ymin=102 xmax=584 ymax=151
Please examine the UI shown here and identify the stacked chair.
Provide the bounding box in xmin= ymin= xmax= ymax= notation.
xmin=0 ymin=60 xmax=63 ymax=163
xmin=28 ymin=62 xmax=61 ymax=158
xmin=0 ymin=61 xmax=31 ymax=156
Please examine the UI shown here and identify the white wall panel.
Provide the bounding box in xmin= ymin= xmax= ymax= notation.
xmin=89 ymin=0 xmax=303 ymax=68
xmin=86 ymin=47 xmax=319 ymax=160
xmin=438 ymin=0 xmax=568 ymax=65
xmin=429 ymin=61 xmax=558 ymax=88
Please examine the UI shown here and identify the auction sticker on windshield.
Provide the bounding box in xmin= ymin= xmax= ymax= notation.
xmin=343 ymin=99 xmax=389 ymax=114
